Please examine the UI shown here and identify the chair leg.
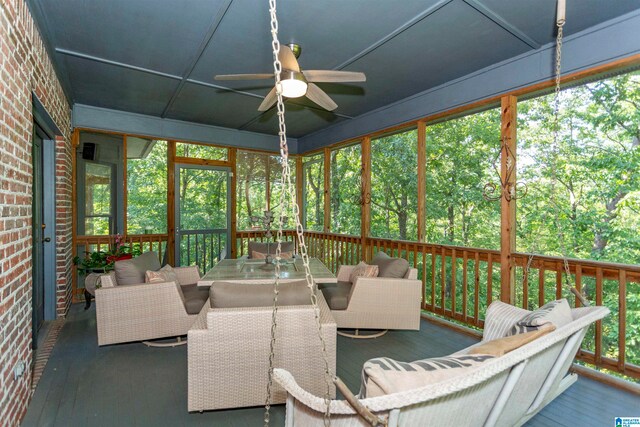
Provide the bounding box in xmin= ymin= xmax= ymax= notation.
xmin=84 ymin=290 xmax=92 ymax=310
xmin=337 ymin=329 xmax=388 ymax=339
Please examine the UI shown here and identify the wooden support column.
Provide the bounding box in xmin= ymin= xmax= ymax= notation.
xmin=361 ymin=137 xmax=371 ymax=261
xmin=229 ymin=147 xmax=237 ymax=259
xmin=323 ymin=147 xmax=331 ymax=233
xmin=500 ymin=95 xmax=517 ymax=304
xmin=417 ymin=121 xmax=426 ymax=242
xmin=167 ymin=140 xmax=176 ymax=266
xmin=122 ymin=135 xmax=128 ymax=234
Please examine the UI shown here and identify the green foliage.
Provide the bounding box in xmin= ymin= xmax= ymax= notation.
xmin=127 ymin=140 xmax=168 ymax=234
xmin=425 ymin=108 xmax=501 ymax=248
xmin=331 ymin=144 xmax=361 ymax=235
xmin=371 ymin=130 xmax=418 ymax=240
xmin=303 ymin=154 xmax=324 ymax=231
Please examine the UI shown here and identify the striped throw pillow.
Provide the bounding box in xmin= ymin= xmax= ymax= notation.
xmin=482 ymin=300 xmax=531 ymax=341
xmin=508 ymin=299 xmax=572 ymax=336
xmin=360 ymin=354 xmax=495 ymax=398
xmin=349 ymin=261 xmax=379 ymax=283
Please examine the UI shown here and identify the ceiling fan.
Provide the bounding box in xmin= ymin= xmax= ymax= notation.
xmin=214 ymin=43 xmax=366 ymax=112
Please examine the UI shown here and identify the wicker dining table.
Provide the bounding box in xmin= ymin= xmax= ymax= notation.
xmin=197 ymin=257 xmax=336 ymax=287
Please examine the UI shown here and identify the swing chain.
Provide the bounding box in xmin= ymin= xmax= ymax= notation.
xmin=264 ymin=0 xmax=334 ymax=425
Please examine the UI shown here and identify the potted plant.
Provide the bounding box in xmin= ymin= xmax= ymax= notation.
xmin=74 ymin=234 xmax=141 ymax=275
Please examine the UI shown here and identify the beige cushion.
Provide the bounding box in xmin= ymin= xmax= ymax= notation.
xmin=508 ymin=299 xmax=573 ymax=336
xmin=370 ymin=251 xmax=409 ymax=278
xmin=318 ymin=281 xmax=352 ymax=310
xmin=251 ymin=250 xmax=293 ymax=260
xmin=470 ymin=323 xmax=556 ymax=356
xmin=247 ymin=241 xmax=294 ymax=258
xmin=209 ymin=280 xmax=310 ymax=308
xmin=145 ymin=265 xmax=179 ymax=284
xmin=349 ymin=261 xmax=379 ymax=283
xmin=114 ymin=251 xmax=161 ymax=286
xmin=180 ymin=284 xmax=209 ymax=315
xmin=361 ymin=354 xmax=494 ymax=398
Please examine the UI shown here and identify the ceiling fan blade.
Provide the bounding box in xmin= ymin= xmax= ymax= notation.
xmin=305 ymin=83 xmax=338 ymax=111
xmin=258 ymin=87 xmax=278 ymax=111
xmin=278 ymin=45 xmax=300 ymax=72
xmin=214 ymin=73 xmax=273 ymax=81
xmin=302 ymin=70 xmax=366 ymax=83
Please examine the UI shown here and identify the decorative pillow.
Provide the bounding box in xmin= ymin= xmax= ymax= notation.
xmin=360 ymin=354 xmax=495 ymax=398
xmin=370 ymin=251 xmax=409 ymax=278
xmin=349 ymin=261 xmax=379 ymax=283
xmin=209 ymin=280 xmax=310 ymax=308
xmin=114 ymin=251 xmax=161 ymax=285
xmin=145 ymin=264 xmax=179 ymax=284
xmin=508 ymin=299 xmax=573 ymax=336
xmin=251 ymin=250 xmax=293 ymax=260
xmin=482 ymin=300 xmax=531 ymax=341
xmin=470 ymin=323 xmax=555 ymax=357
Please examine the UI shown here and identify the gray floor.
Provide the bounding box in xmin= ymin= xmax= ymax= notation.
xmin=22 ymin=304 xmax=639 ymax=427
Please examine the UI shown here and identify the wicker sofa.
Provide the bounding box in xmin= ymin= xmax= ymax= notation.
xmin=187 ymin=281 xmax=337 ymax=412
xmin=96 ymin=263 xmax=206 ymax=346
xmin=321 ymin=264 xmax=422 ymax=333
xmin=274 ymin=301 xmax=609 ymax=426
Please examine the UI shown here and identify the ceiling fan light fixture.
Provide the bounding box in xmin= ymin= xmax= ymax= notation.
xmin=278 ymin=70 xmax=307 ymax=98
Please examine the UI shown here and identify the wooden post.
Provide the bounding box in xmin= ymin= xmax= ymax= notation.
xmin=500 ymin=95 xmax=517 ymax=304
xmin=122 ymin=135 xmax=128 ymax=235
xmin=229 ymin=148 xmax=237 ymax=259
xmin=361 ymin=137 xmax=371 ymax=261
xmin=167 ymin=140 xmax=176 ymax=266
xmin=417 ymin=121 xmax=426 ymax=242
xmin=323 ymin=147 xmax=331 ymax=233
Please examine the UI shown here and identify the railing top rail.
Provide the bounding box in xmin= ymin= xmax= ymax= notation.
xmin=513 ymin=251 xmax=640 ymax=273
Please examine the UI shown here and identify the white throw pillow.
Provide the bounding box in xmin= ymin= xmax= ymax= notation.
xmin=508 ymin=299 xmax=573 ymax=336
xmin=145 ymin=264 xmax=179 ymax=284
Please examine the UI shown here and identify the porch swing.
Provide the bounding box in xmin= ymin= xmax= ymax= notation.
xmin=263 ymin=0 xmax=604 ymax=426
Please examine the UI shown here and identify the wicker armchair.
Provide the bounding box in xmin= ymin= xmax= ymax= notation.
xmin=187 ymin=288 xmax=336 ymax=412
xmin=95 ymin=266 xmax=205 ymax=346
xmin=321 ymin=265 xmax=422 ymax=334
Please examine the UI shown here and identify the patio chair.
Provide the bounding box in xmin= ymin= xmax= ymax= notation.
xmin=273 ymin=302 xmax=609 ymax=426
xmin=320 ymin=253 xmax=422 ymax=338
xmin=95 ymin=252 xmax=208 ymax=346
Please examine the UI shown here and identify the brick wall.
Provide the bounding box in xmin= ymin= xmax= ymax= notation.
xmin=0 ymin=0 xmax=72 ymax=425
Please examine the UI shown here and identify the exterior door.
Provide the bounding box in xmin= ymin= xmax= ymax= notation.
xmin=175 ymin=165 xmax=230 ymax=274
xmin=32 ymin=128 xmax=46 ymax=346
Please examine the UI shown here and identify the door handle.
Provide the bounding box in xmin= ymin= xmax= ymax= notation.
xmin=43 ymin=237 xmax=51 ymax=243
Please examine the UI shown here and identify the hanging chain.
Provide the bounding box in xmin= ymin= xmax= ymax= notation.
xmin=263 ymin=0 xmax=334 ymax=425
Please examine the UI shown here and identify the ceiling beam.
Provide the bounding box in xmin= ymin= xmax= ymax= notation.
xmin=461 ymin=0 xmax=541 ymax=49
xmin=333 ymin=0 xmax=454 ymax=71
xmin=55 ymin=48 xmax=183 ymax=80
xmin=161 ymin=0 xmax=235 ymax=118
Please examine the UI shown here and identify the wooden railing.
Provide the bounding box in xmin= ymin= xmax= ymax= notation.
xmin=275 ymin=231 xmax=639 ymax=381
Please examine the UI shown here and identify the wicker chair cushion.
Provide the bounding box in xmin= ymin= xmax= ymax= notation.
xmin=114 ymin=251 xmax=161 ymax=286
xmin=318 ymin=281 xmax=352 ymax=310
xmin=209 ymin=280 xmax=309 ymax=308
xmin=180 ymin=284 xmax=210 ymax=315
xmin=360 ymin=354 xmax=495 ymax=398
xmin=370 ymin=251 xmax=409 ymax=278
xmin=247 ymin=241 xmax=294 ymax=258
